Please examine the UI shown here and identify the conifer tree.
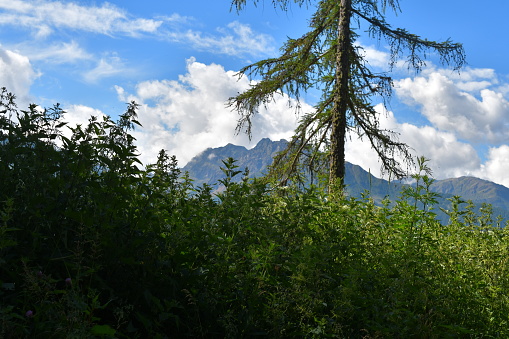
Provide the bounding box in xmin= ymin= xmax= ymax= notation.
xmin=228 ymin=0 xmax=465 ymax=191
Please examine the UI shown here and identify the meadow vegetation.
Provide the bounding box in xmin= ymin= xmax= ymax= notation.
xmin=1 ymin=89 xmax=509 ymax=338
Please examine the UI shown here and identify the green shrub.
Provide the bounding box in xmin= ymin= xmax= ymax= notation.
xmin=2 ymin=89 xmax=509 ymax=338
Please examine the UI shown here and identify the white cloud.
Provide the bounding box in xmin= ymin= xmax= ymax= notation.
xmin=360 ymin=44 xmax=390 ymax=69
xmin=218 ymin=21 xmax=275 ymax=57
xmin=395 ymin=69 xmax=509 ymax=143
xmin=397 ymin=123 xmax=480 ymax=179
xmin=115 ymin=58 xmax=299 ymax=166
xmin=83 ymin=55 xmax=129 ymax=83
xmin=64 ymin=104 xmax=106 ymax=131
xmin=167 ymin=21 xmax=275 ymax=58
xmin=475 ymin=145 xmax=509 ymax=188
xmin=0 ymin=0 xmax=164 ymax=37
xmin=0 ymin=46 xmax=38 ymax=105
xmin=27 ymin=41 xmax=92 ymax=64
xmin=443 ymin=67 xmax=497 ymax=83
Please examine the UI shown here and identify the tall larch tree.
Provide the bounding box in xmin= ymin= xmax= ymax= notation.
xmin=228 ymin=0 xmax=466 ymax=192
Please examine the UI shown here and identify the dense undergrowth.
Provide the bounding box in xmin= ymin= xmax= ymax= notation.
xmin=1 ymin=88 xmax=509 ymax=338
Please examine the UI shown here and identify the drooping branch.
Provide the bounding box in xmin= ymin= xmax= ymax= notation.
xmin=353 ymin=8 xmax=466 ymax=71
xmin=348 ymin=96 xmax=411 ymax=179
xmin=230 ymin=0 xmax=311 ymax=13
xmin=267 ymin=110 xmax=332 ymax=184
xmin=228 ymin=0 xmax=342 ymax=140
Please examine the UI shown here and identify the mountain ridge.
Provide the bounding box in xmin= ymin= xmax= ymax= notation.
xmin=430 ymin=176 xmax=509 ymax=211
xmin=183 ymin=138 xmax=509 ymax=221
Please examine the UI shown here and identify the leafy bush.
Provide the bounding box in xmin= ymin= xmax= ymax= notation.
xmin=1 ymin=88 xmax=509 ymax=338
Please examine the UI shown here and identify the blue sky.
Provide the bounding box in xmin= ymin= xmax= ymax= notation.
xmin=1 ymin=0 xmax=509 ymax=187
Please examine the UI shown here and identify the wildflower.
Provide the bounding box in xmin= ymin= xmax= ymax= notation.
xmin=65 ymin=278 xmax=72 ymax=286
xmin=37 ymin=271 xmax=43 ymax=278
xmin=25 ymin=310 xmax=33 ymax=318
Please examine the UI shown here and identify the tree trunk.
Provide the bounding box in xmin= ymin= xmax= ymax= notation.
xmin=329 ymin=0 xmax=352 ymax=191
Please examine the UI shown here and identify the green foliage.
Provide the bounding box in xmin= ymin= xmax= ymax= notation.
xmin=2 ymin=89 xmax=509 ymax=337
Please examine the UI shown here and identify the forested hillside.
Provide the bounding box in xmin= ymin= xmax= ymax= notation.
xmin=2 ymin=92 xmax=509 ymax=338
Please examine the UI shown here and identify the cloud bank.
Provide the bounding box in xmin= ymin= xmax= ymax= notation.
xmin=0 ymin=0 xmax=164 ymax=37
xmin=166 ymin=21 xmax=276 ymax=58
xmin=0 ymin=45 xmax=38 ymax=106
xmin=115 ymin=58 xmax=300 ymax=166
xmin=396 ymin=68 xmax=509 ymax=144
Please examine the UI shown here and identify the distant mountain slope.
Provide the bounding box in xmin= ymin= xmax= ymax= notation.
xmin=183 ymin=138 xmax=401 ymax=194
xmin=431 ymin=177 xmax=509 ymax=211
xmin=183 ymin=138 xmax=288 ymax=186
xmin=343 ymin=162 xmax=403 ymax=201
xmin=183 ymin=139 xmax=509 ymax=222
